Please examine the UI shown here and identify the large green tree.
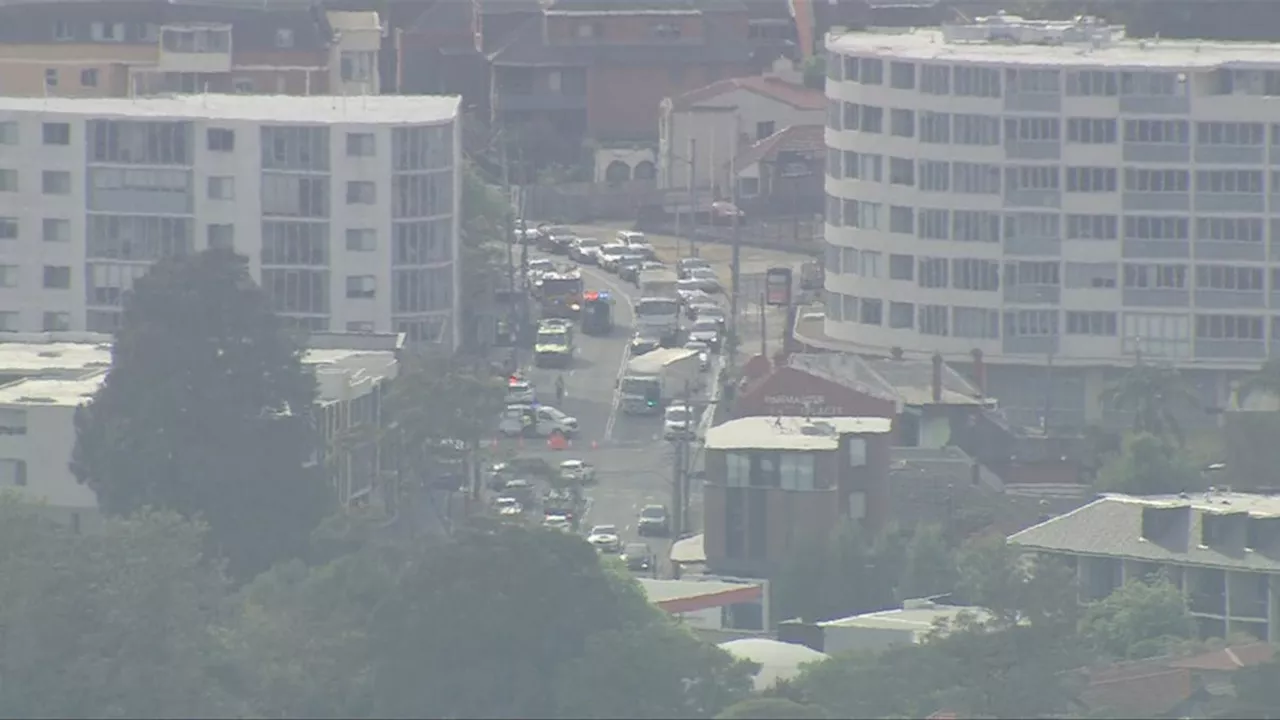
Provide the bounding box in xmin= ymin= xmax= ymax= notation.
xmin=1095 ymin=432 xmax=1203 ymax=496
xmin=716 ymin=698 xmax=828 ymax=719
xmin=1079 ymin=576 xmax=1197 ymax=660
xmin=0 ymin=499 xmax=235 ymax=718
xmin=459 ymin=163 xmax=514 ymax=350
xmin=1099 ymin=361 xmax=1200 ymax=446
xmin=71 ymin=248 xmax=328 ymax=579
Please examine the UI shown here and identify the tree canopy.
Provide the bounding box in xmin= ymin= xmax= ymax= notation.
xmin=1079 ymin=575 xmax=1196 ymax=660
xmin=1095 ymin=432 xmax=1203 ymax=496
xmin=1099 ymin=362 xmax=1200 ymax=446
xmin=71 ymin=248 xmax=328 ymax=579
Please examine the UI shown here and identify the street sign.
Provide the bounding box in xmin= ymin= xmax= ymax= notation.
xmin=765 ymin=267 xmax=792 ymax=306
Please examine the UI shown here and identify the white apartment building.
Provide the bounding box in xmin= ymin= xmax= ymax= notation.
xmin=0 ymin=94 xmax=461 ymax=348
xmin=0 ymin=331 xmax=401 ymax=530
xmin=821 ymin=16 xmax=1280 ymax=428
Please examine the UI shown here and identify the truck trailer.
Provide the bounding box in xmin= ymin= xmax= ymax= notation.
xmin=619 ymin=347 xmax=701 ymax=414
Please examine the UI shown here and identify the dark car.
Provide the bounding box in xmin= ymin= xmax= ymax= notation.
xmin=630 ymin=331 xmax=663 ymax=356
xmin=637 ymin=504 xmax=670 ymax=537
xmin=616 ymin=255 xmax=649 ymax=283
xmin=621 ymin=542 xmax=654 ymax=572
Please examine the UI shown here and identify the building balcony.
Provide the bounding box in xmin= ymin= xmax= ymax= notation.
xmin=1003 ymin=93 xmax=1061 ymax=113
xmin=1003 ymin=189 xmax=1061 ymax=209
xmin=1119 ymin=95 xmax=1191 ymax=115
xmin=1197 ymin=193 xmax=1265 ymax=213
xmin=1194 ymin=289 xmax=1266 ymax=310
xmin=1195 ymin=240 xmax=1265 ymax=262
xmin=1122 ymin=288 xmax=1190 ymax=307
xmin=1003 ymin=334 xmax=1059 ymax=355
xmin=1003 ymin=236 xmax=1061 ymax=256
xmin=1196 ymin=146 xmax=1264 ymax=165
xmin=158 ymin=24 xmax=232 ymax=74
xmin=1230 ymin=596 xmax=1270 ymax=620
xmin=1123 ymin=143 xmax=1190 ymax=164
xmin=1004 ymin=284 xmax=1060 ymax=304
xmin=492 ymin=92 xmax=587 ymax=113
xmin=1004 ymin=140 xmax=1060 ymax=161
xmin=1123 ymin=191 xmax=1190 ymax=211
xmin=1196 ymin=338 xmax=1267 ymax=360
xmin=1122 ymin=239 xmax=1190 ymax=260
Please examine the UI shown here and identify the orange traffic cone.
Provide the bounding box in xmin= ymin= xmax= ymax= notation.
xmin=591 ymin=440 xmax=598 ymax=450
xmin=548 ymin=432 xmax=568 ymax=451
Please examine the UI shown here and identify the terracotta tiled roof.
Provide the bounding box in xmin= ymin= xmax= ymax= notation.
xmin=733 ymin=124 xmax=824 ymax=169
xmin=1167 ymin=642 xmax=1276 ymax=671
xmin=1080 ymin=661 xmax=1192 ymax=717
xmin=669 ymin=74 xmax=825 ymax=111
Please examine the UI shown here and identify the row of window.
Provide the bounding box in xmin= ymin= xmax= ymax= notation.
xmin=831 ymin=56 xmax=1192 ymax=98
xmin=0 ymin=311 xmax=71 ymax=332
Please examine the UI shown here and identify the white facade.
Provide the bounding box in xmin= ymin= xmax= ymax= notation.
xmin=0 ymin=94 xmax=461 ymax=348
xmin=660 ymin=62 xmax=824 ymax=195
xmin=824 ymin=18 xmax=1280 ymax=372
xmin=327 ymin=11 xmax=383 ymax=97
xmin=0 ymin=333 xmax=400 ymax=519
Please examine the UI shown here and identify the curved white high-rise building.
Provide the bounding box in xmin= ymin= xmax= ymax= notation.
xmin=821 ymin=17 xmax=1280 ymax=426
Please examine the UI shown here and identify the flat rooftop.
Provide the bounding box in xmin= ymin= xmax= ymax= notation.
xmin=0 ymin=94 xmax=460 ymax=125
xmin=705 ymin=416 xmax=891 ymax=451
xmin=829 ymin=28 xmax=1280 ymax=69
xmin=819 ymin=604 xmax=990 ymax=632
xmin=0 ymin=373 xmax=106 ymax=409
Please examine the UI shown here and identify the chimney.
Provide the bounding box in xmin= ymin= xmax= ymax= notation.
xmin=931 ymin=352 xmax=943 ymax=405
xmin=970 ymin=348 xmax=986 ymax=398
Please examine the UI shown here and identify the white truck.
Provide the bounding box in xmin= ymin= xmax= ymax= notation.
xmin=639 ymin=268 xmax=679 ymax=299
xmin=619 ymin=347 xmax=701 ymax=415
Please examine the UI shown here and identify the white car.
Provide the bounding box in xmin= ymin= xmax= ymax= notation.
xmin=687 ymin=267 xmax=722 ymax=294
xmin=676 ymin=281 xmax=713 ymax=305
xmin=498 ymin=404 xmax=580 ymax=437
xmin=616 ymin=230 xmax=655 ymax=259
xmin=684 ymin=340 xmax=711 ymax=370
xmin=663 ymin=404 xmax=694 ymax=440
xmin=587 ymin=524 xmax=623 ymax=553
xmin=558 ymin=459 xmax=597 ymax=485
xmin=495 ymin=497 xmax=523 ymax=517
xmin=688 ymin=318 xmax=721 ymax=350
xmin=527 ymin=258 xmax=555 ymax=281
xmin=505 ymin=379 xmax=536 ymax=405
xmin=597 ymin=244 xmax=633 ymax=272
xmin=543 ymin=512 xmax=572 ymax=531
xmin=677 ymin=257 xmax=713 ymax=279
xmin=570 ymin=237 xmax=604 ymax=264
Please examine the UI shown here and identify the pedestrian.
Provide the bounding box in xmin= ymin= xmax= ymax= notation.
xmin=555 ymin=375 xmax=566 ymax=404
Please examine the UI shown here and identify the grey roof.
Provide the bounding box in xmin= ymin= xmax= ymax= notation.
xmin=783 ymin=353 xmax=898 ymax=404
xmin=1009 ymin=491 xmax=1280 ymax=573
xmin=489 ymin=9 xmax=753 ymax=65
xmin=782 ymin=352 xmax=984 ymax=408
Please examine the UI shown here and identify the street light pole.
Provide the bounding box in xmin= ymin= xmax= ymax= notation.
xmin=728 ymin=156 xmax=742 ymax=369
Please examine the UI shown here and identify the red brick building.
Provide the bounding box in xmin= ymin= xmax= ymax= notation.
xmin=702 ymin=416 xmax=893 ymax=578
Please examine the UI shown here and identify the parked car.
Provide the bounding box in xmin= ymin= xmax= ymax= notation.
xmin=637 ymin=505 xmax=670 ymax=537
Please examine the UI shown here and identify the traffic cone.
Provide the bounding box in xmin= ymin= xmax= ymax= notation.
xmin=548 ymin=433 xmax=568 ymax=451
xmin=591 ymin=440 xmax=598 ymax=450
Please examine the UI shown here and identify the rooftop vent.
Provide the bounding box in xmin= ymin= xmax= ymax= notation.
xmin=36 ymin=351 xmax=60 ymax=358
xmin=942 ymin=12 xmax=1124 ymax=48
xmin=800 ymin=420 xmax=836 ymax=436
xmin=17 ymin=396 xmax=56 ymax=403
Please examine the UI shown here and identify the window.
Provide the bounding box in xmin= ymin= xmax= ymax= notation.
xmin=953 ymin=259 xmax=999 ymax=291
xmin=953 ymin=307 xmax=1000 ymax=338
xmin=1123 ymin=313 xmax=1191 ymax=356
xmin=1196 ymin=314 xmax=1264 ymax=340
xmin=1198 ymin=217 xmax=1264 ymax=242
xmin=1005 ymin=309 xmax=1059 ymax=336
xmin=755 ymin=121 xmax=775 ymax=140
xmin=207 ymin=128 xmax=234 ymax=151
xmin=262 ymin=175 xmax=329 ymax=218
xmin=889 ymin=254 xmax=914 ymax=280
xmin=42 ymin=122 xmax=70 ymax=145
xmin=726 ymin=452 xmax=749 ymax=487
xmin=860 ymin=58 xmax=883 ymax=85
xmin=921 ymin=64 xmax=949 ymax=94
xmin=952 ymin=163 xmax=1001 ymax=194
xmin=0 ymin=312 xmax=16 ymax=331
xmin=953 ymin=211 xmax=1001 ymax=243
xmin=1065 ymin=262 xmax=1117 ymax=288
xmin=0 ymin=265 xmax=17 ymax=288
xmin=0 ymin=459 xmax=25 ymax=488
xmin=45 ymin=68 xmax=58 ymax=87
xmin=843 ymin=200 xmax=881 ymax=229
xmin=346 ymin=228 xmax=376 ymax=251
xmin=0 ymin=123 xmax=17 ymax=145
xmin=1121 ymin=71 xmax=1184 ymax=97
xmin=80 ymin=68 xmax=98 ymax=87
xmin=918 ymin=257 xmax=948 ymax=287
xmin=953 ymin=114 xmax=1000 ymax=145
xmin=1197 ymin=170 xmax=1264 ymax=193
xmin=1196 ymin=265 xmax=1264 ymax=291
xmin=1124 ymin=263 xmax=1188 ymax=289
xmin=1011 ymin=261 xmax=1060 ymax=286
xmin=826 ymin=148 xmax=841 ymax=178
xmin=918 ymin=209 xmax=949 ymax=240
xmin=207 ymin=223 xmax=234 ymax=249
xmin=346 ymin=181 xmax=376 ymax=205
xmin=1004 ymin=212 xmax=1059 ymax=239
xmin=860 ymin=251 xmax=881 ymax=278
xmin=826 ymin=194 xmax=841 ymax=226
xmin=275 ymin=28 xmax=294 ymax=48
xmin=1007 ymin=68 xmax=1060 ymax=94
xmin=1067 ymin=214 xmax=1118 ymax=240
xmin=1197 ymin=121 xmax=1264 ymax=146
xmin=890 ymin=108 xmax=914 ymax=137
xmin=1066 ymin=311 xmax=1118 ymax=335
xmin=920 ymin=111 xmax=950 ymax=143
xmin=1006 ymin=165 xmax=1059 ymax=191
xmin=343 ymin=132 xmax=376 ymax=158
xmin=779 ymin=454 xmax=816 ymax=490
xmin=1066 ymin=167 xmax=1118 ymax=193
xmin=43 ymin=170 xmax=72 ymax=195
xmin=1124 ymin=169 xmax=1189 ymax=193
xmin=919 ymin=304 xmax=948 ymax=335
xmin=42 ymin=218 xmax=69 ymax=242
xmin=340 ymin=51 xmax=375 ymax=83
xmin=1066 ymin=70 xmax=1118 ymax=96
xmin=889 ymin=206 xmax=913 ymax=234
xmin=889 ymin=301 xmax=913 ymax=328
xmin=0 ymin=169 xmax=15 ymax=193
xmin=208 ymin=176 xmax=234 ymax=200
xmin=954 ymin=66 xmax=1000 ymax=97
xmin=1124 ymin=119 xmax=1189 ymax=143
xmin=53 ymin=20 xmax=73 ymax=41
xmin=42 ymin=311 xmax=70 ymax=331
xmin=918 ymin=161 xmax=949 ymax=191
xmin=43 ymin=265 xmax=71 ymax=289
xmin=1006 ymin=117 xmax=1060 ymax=142
xmin=233 ymin=78 xmax=254 ymax=94
xmin=1066 ymin=117 xmax=1117 ymax=144
xmin=860 ymin=105 xmax=883 ymax=133
xmin=346 ymin=275 xmax=376 ymax=299
xmin=0 ymin=218 xmax=16 ymax=240
xmin=860 ymin=298 xmax=882 ymax=325
xmin=1124 ymin=216 xmax=1190 ymax=240
xmin=889 ymin=157 xmax=914 ymax=186
xmin=842 ymin=151 xmax=882 ymax=181
xmin=347 ymin=321 xmax=376 ymax=333
xmin=889 ymin=61 xmax=915 ymax=89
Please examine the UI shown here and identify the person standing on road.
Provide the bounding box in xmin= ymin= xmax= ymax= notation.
xmin=555 ymin=375 xmax=566 ymax=404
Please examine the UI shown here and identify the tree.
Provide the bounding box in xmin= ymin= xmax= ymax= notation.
xmin=554 ymin=621 xmax=756 ymax=719
xmin=1237 ymin=358 xmax=1280 ymax=407
xmin=368 ymin=525 xmax=662 ymax=718
xmin=953 ymin=533 xmax=1079 ymax=631
xmin=800 ymin=56 xmax=826 ymax=90
xmin=459 ymin=163 xmax=514 ymax=350
xmin=71 ymin=249 xmax=328 ymax=579
xmin=1095 ymin=432 xmax=1203 ymax=496
xmin=1079 ymin=576 xmax=1196 ymax=660
xmin=897 ymin=524 xmax=958 ymax=601
xmin=771 ymin=520 xmax=900 ymax=623
xmin=716 ymin=698 xmax=828 ymax=719
xmin=0 ymin=498 xmax=236 ymax=718
xmin=1099 ymin=361 xmax=1200 ymax=446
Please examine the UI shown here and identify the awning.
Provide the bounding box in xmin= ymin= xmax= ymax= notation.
xmin=670 ymin=533 xmax=706 ymax=564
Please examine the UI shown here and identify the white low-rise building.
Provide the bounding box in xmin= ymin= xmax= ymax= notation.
xmin=0 ymin=331 xmax=401 ymax=529
xmin=0 ymin=93 xmax=461 ymax=348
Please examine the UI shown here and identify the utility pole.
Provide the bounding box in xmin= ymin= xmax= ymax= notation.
xmin=501 ymin=128 xmax=515 ymax=294
xmin=672 ymin=434 xmax=685 ymax=540
xmin=759 ymin=292 xmax=767 ymax=358
xmin=727 ymin=159 xmax=742 ymax=369
xmin=688 ymin=137 xmax=697 ymax=258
